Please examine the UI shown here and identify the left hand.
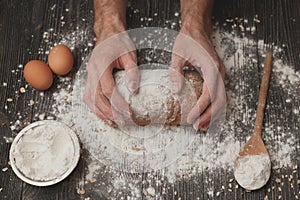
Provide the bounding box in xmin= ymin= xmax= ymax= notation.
xmin=169 ymin=22 xmax=226 ymax=131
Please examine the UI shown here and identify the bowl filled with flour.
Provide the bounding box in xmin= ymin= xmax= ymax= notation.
xmin=9 ymin=120 xmax=80 ymax=186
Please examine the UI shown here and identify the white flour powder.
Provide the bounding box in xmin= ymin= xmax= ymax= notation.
xmin=234 ymin=154 xmax=271 ymax=190
xmin=11 ymin=123 xmax=75 ymax=181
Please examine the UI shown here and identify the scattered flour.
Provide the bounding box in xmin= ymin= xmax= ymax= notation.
xmin=234 ymin=154 xmax=271 ymax=190
xmin=44 ymin=27 xmax=299 ymax=185
xmin=4 ymin=17 xmax=299 ymax=198
xmin=27 ymin=29 xmax=296 ymax=200
xmin=49 ymin=28 xmax=299 ymax=181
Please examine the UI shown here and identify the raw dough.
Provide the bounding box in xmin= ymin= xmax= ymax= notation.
xmin=115 ymin=69 xmax=203 ymax=125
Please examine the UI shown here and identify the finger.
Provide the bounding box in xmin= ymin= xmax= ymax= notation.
xmin=200 ymin=122 xmax=210 ymax=131
xmin=169 ymin=54 xmax=185 ymax=93
xmin=93 ymin=105 xmax=115 ymax=127
xmin=192 ymin=91 xmax=227 ymax=131
xmin=192 ymin=104 xmax=212 ymax=131
xmin=85 ymin=62 xmax=118 ymax=125
xmin=100 ymin=66 xmax=131 ymax=118
xmin=193 ymin=119 xmax=211 ymax=131
xmin=187 ymin=83 xmax=211 ymax=124
xmin=95 ymin=83 xmax=125 ymax=126
xmin=119 ymin=52 xmax=140 ymax=94
xmin=84 ymin=67 xmax=123 ymax=126
xmin=83 ymin=92 xmax=114 ymax=126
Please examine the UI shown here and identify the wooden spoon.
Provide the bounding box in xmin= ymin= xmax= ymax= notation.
xmin=234 ymin=53 xmax=273 ymax=190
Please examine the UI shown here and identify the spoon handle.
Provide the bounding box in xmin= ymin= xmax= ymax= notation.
xmin=254 ymin=53 xmax=273 ymax=136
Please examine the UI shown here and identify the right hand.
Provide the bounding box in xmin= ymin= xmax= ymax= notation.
xmin=169 ymin=23 xmax=227 ymax=131
xmin=84 ymin=23 xmax=140 ymax=127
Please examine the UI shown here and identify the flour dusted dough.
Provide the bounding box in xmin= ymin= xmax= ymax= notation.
xmin=115 ymin=70 xmax=203 ymax=125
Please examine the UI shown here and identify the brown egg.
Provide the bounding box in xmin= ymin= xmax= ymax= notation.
xmin=24 ymin=60 xmax=53 ymax=90
xmin=48 ymin=44 xmax=73 ymax=76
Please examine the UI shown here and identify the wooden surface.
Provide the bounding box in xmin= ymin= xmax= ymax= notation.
xmin=0 ymin=0 xmax=299 ymax=199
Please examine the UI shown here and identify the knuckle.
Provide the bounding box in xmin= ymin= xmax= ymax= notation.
xmin=101 ymin=88 xmax=113 ymax=97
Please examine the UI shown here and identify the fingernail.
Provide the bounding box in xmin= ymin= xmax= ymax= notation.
xmin=199 ymin=127 xmax=206 ymax=131
xmin=193 ymin=124 xmax=198 ymax=131
xmin=128 ymin=81 xmax=138 ymax=93
xmin=127 ymin=110 xmax=132 ymax=117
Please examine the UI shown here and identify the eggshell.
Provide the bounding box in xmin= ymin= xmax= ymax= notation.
xmin=48 ymin=44 xmax=73 ymax=75
xmin=24 ymin=60 xmax=53 ymax=90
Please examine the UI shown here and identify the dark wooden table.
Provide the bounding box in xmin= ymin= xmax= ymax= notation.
xmin=0 ymin=0 xmax=299 ymax=199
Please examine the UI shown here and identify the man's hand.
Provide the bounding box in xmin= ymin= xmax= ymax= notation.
xmin=84 ymin=0 xmax=139 ymax=126
xmin=170 ymin=0 xmax=226 ymax=131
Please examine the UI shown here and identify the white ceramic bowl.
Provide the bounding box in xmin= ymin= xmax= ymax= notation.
xmin=9 ymin=120 xmax=80 ymax=186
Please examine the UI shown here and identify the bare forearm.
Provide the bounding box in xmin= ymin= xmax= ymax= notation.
xmin=93 ymin=0 xmax=127 ymax=40
xmin=180 ymin=0 xmax=214 ymax=33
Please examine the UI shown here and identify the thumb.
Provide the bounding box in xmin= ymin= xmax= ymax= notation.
xmin=119 ymin=52 xmax=140 ymax=94
xmin=169 ymin=54 xmax=185 ymax=93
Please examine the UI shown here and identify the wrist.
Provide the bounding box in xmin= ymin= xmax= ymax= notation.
xmin=93 ymin=0 xmax=127 ymax=42
xmin=181 ymin=16 xmax=212 ymax=36
xmin=94 ymin=17 xmax=126 ymax=42
xmin=180 ymin=0 xmax=213 ymax=35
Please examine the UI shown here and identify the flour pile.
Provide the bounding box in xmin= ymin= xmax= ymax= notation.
xmin=234 ymin=154 xmax=271 ymax=190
